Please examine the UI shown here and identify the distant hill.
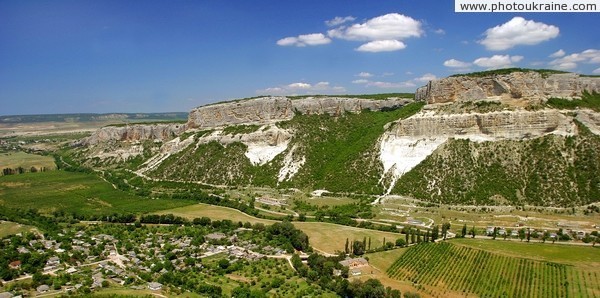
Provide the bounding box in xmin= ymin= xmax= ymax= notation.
xmin=0 ymin=112 xmax=188 ymax=124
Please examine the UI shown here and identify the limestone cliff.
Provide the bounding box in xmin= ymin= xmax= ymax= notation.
xmin=187 ymin=96 xmax=411 ymax=128
xmin=415 ymin=71 xmax=600 ymax=104
xmin=76 ymin=123 xmax=186 ymax=146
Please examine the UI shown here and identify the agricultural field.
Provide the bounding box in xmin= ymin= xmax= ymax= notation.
xmin=0 ymin=151 xmax=56 ymax=174
xmin=387 ymin=241 xmax=600 ymax=298
xmin=375 ymin=196 xmax=599 ymax=233
xmin=0 ymin=221 xmax=36 ymax=238
xmin=0 ymin=170 xmax=194 ymax=216
xmin=451 ymin=238 xmax=600 ymax=269
xmin=157 ymin=203 xmax=405 ymax=254
xmin=156 ymin=203 xmax=276 ymax=225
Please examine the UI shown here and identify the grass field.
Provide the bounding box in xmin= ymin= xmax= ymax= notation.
xmin=451 ymin=238 xmax=600 ymax=267
xmin=158 ymin=203 xmax=276 ymax=225
xmin=157 ymin=203 xmax=405 ymax=254
xmin=0 ymin=221 xmax=36 ymax=238
xmin=387 ymin=241 xmax=600 ymax=298
xmin=0 ymin=151 xmax=56 ymax=173
xmin=0 ymin=171 xmax=194 ymax=216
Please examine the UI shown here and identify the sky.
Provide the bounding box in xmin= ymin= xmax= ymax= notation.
xmin=1 ymin=0 xmax=599 ymax=115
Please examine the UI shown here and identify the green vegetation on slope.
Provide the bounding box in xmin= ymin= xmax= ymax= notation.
xmin=150 ymin=102 xmax=424 ymax=194
xmin=0 ymin=171 xmax=194 ymax=216
xmin=450 ymin=68 xmax=568 ymax=78
xmin=387 ymin=242 xmax=599 ymax=298
xmin=276 ymin=102 xmax=424 ymax=193
xmin=394 ymin=121 xmax=600 ymax=206
xmin=547 ymin=91 xmax=600 ymax=112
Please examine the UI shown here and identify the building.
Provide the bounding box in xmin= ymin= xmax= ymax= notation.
xmin=339 ymin=257 xmax=368 ymax=269
xmin=148 ymin=282 xmax=163 ymax=291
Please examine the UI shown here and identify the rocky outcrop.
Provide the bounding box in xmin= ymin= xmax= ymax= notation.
xmin=187 ymin=96 xmax=411 ymax=128
xmin=76 ymin=123 xmax=186 ymax=146
xmin=388 ymin=109 xmax=575 ymax=139
xmin=378 ymin=109 xmax=579 ymax=194
xmin=415 ymin=72 xmax=600 ymax=104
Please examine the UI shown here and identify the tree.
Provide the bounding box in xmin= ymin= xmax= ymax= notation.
xmin=492 ymin=227 xmax=498 ymax=240
xmin=352 ymin=240 xmax=365 ymax=256
xmin=368 ymin=237 xmax=371 ymax=251
xmin=410 ymin=229 xmax=416 ymax=244
xmin=526 ymin=228 xmax=531 ymax=242
xmin=470 ymin=226 xmax=476 ymax=238
xmin=431 ymin=225 xmax=439 ymax=242
xmin=345 ymin=238 xmax=349 ymax=254
xmin=461 ymin=224 xmax=467 ymax=238
xmin=518 ymin=228 xmax=525 ymax=241
xmin=395 ymin=238 xmax=406 ymax=247
xmin=441 ymin=223 xmax=451 ymax=240
xmin=416 ymin=229 xmax=421 ymax=243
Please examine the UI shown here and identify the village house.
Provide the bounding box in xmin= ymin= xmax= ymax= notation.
xmin=339 ymin=257 xmax=369 ymax=269
xmin=8 ymin=260 xmax=21 ymax=270
xmin=148 ymin=282 xmax=163 ymax=291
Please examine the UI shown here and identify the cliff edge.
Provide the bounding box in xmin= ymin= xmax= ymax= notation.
xmin=415 ymin=71 xmax=600 ymax=104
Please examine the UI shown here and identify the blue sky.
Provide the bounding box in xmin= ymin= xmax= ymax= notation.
xmin=1 ymin=0 xmax=599 ymax=115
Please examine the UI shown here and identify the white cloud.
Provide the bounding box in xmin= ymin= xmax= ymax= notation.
xmin=354 ymin=73 xmax=436 ymax=88
xmin=443 ymin=59 xmax=472 ymax=68
xmin=356 ymin=72 xmax=373 ymax=78
xmin=328 ymin=13 xmax=423 ymax=41
xmin=594 ymin=67 xmax=600 ymax=74
xmin=473 ymin=55 xmax=524 ymax=69
xmin=366 ymin=81 xmax=416 ymax=88
xmin=549 ymin=49 xmax=565 ymax=58
xmin=480 ymin=17 xmax=559 ymax=51
xmin=257 ymin=81 xmax=346 ymax=95
xmin=434 ymin=29 xmax=446 ymax=35
xmin=277 ymin=33 xmax=331 ymax=47
xmin=415 ymin=73 xmax=437 ymax=82
xmin=549 ymin=49 xmax=600 ymax=70
xmin=382 ymin=72 xmax=394 ymax=76
xmin=325 ymin=16 xmax=356 ymax=27
xmin=352 ymin=79 xmax=369 ymax=84
xmin=356 ymin=40 xmax=406 ymax=52
xmin=288 ymin=82 xmax=312 ymax=89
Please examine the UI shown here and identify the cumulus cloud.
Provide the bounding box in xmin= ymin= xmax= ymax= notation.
xmin=356 ymin=72 xmax=373 ymax=78
xmin=257 ymin=81 xmax=346 ymax=95
xmin=277 ymin=33 xmax=331 ymax=47
xmin=443 ymin=59 xmax=472 ymax=68
xmin=328 ymin=13 xmax=423 ymax=41
xmin=480 ymin=17 xmax=559 ymax=51
xmin=415 ymin=73 xmax=437 ymax=82
xmin=434 ymin=29 xmax=446 ymax=35
xmin=366 ymin=81 xmax=416 ymax=88
xmin=352 ymin=73 xmax=437 ymax=88
xmin=549 ymin=49 xmax=600 ymax=70
xmin=352 ymin=79 xmax=369 ymax=84
xmin=356 ymin=40 xmax=406 ymax=52
xmin=473 ymin=55 xmax=524 ymax=69
xmin=325 ymin=16 xmax=356 ymax=27
xmin=549 ymin=49 xmax=565 ymax=58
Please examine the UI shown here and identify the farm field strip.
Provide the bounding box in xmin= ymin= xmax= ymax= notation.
xmin=386 ymin=242 xmax=600 ymax=298
xmin=157 ymin=203 xmax=405 ymax=254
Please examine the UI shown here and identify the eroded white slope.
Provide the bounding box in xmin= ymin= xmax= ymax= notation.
xmin=379 ymin=109 xmax=579 ymax=194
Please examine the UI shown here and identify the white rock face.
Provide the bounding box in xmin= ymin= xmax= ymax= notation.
xmin=415 ymin=72 xmax=600 ymax=104
xmin=379 ymin=109 xmax=580 ymax=193
xmin=277 ymin=145 xmax=305 ymax=182
xmin=244 ymin=141 xmax=289 ymax=166
xmin=196 ymin=125 xmax=293 ymax=166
